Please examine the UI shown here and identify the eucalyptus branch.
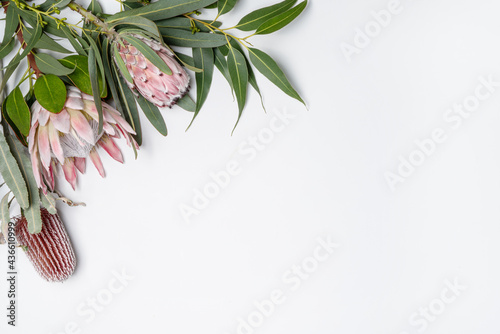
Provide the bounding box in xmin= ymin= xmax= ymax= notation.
xmin=67 ymin=2 xmax=118 ymax=38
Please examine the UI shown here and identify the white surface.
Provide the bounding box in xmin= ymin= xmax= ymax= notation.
xmin=2 ymin=0 xmax=500 ymax=333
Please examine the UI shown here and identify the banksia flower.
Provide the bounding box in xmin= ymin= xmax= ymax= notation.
xmin=15 ymin=208 xmax=76 ymax=282
xmin=28 ymin=86 xmax=138 ymax=192
xmin=113 ymin=34 xmax=190 ymax=108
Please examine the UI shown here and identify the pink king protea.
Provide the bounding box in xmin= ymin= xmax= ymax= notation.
xmin=113 ymin=34 xmax=190 ymax=108
xmin=29 ymin=86 xmax=138 ymax=192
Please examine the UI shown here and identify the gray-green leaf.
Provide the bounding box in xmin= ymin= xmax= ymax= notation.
xmin=0 ymin=132 xmax=29 ymax=209
xmin=34 ymin=53 xmax=75 ymax=76
xmin=218 ymin=0 xmax=238 ymax=16
xmin=136 ymin=95 xmax=168 ymax=136
xmin=248 ymin=48 xmax=304 ymax=105
xmin=227 ymin=47 xmax=248 ymax=131
xmin=160 ymin=28 xmax=227 ymax=48
xmin=5 ymin=87 xmax=31 ymax=136
xmin=121 ymin=35 xmax=173 ymax=75
xmin=255 ymin=0 xmax=307 ymax=35
xmin=236 ymin=0 xmax=297 ymax=31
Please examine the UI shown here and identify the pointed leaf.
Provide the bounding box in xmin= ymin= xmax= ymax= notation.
xmin=227 ymin=47 xmax=248 ymax=130
xmin=136 ymin=95 xmax=168 ymax=136
xmin=160 ymin=28 xmax=228 ymax=48
xmin=0 ymin=39 xmax=16 ymax=59
xmin=0 ymin=193 xmax=10 ymax=239
xmin=248 ymin=48 xmax=304 ymax=105
xmin=218 ymin=0 xmax=238 ymax=16
xmin=122 ymin=35 xmax=173 ymax=75
xmin=88 ymin=48 xmax=104 ymax=134
xmin=110 ymin=16 xmax=161 ymax=38
xmin=106 ymin=0 xmax=218 ymax=22
xmin=40 ymin=190 xmax=57 ymax=214
xmin=236 ymin=0 xmax=297 ymax=31
xmin=34 ymin=53 xmax=75 ymax=76
xmin=156 ymin=17 xmax=221 ymax=32
xmin=177 ymin=95 xmax=196 ymax=112
xmin=2 ymin=5 xmax=19 ymax=46
xmin=194 ymin=48 xmax=214 ymax=113
xmin=59 ymin=55 xmax=107 ymax=97
xmin=255 ymin=1 xmax=307 ymax=35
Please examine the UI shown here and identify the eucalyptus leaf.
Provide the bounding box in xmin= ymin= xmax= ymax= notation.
xmin=177 ymin=95 xmax=196 ymax=112
xmin=102 ymin=38 xmax=124 ymax=117
xmin=218 ymin=0 xmax=238 ymax=16
xmin=248 ymin=48 xmax=304 ymax=105
xmin=155 ymin=17 xmax=221 ymax=32
xmin=106 ymin=0 xmax=218 ymax=22
xmin=114 ymin=64 xmax=142 ymax=146
xmin=214 ymin=47 xmax=234 ymax=94
xmin=227 ymin=47 xmax=248 ymax=131
xmin=5 ymin=87 xmax=31 ymax=136
xmin=0 ymin=39 xmax=16 ymax=62
xmin=189 ymin=47 xmax=214 ymax=128
xmin=136 ymin=95 xmax=168 ymax=136
xmin=34 ymin=53 xmax=75 ymax=76
xmin=23 ymin=28 xmax=72 ymax=54
xmin=34 ymin=75 xmax=67 ymax=114
xmin=160 ymin=28 xmax=228 ymax=48
xmin=255 ymin=0 xmax=307 ymax=35
xmin=112 ymin=43 xmax=134 ymax=84
xmin=2 ymin=5 xmax=19 ymax=46
xmin=85 ymin=33 xmax=107 ymax=97
xmin=61 ymin=26 xmax=87 ymax=56
xmin=110 ymin=16 xmax=161 ymax=38
xmin=236 ymin=0 xmax=297 ymax=31
xmin=0 ymin=193 xmax=10 ymax=238
xmin=121 ymin=35 xmax=173 ymax=75
xmin=88 ymin=48 xmax=104 ymax=133
xmin=0 ymin=132 xmax=29 ymax=210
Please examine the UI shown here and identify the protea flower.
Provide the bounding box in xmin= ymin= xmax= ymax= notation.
xmin=15 ymin=208 xmax=76 ymax=282
xmin=113 ymin=34 xmax=190 ymax=108
xmin=29 ymin=86 xmax=138 ymax=192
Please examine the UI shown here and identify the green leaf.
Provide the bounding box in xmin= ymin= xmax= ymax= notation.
xmin=40 ymin=190 xmax=57 ymax=215
xmin=102 ymin=38 xmax=124 ymax=117
xmin=0 ymin=132 xmax=29 ymax=209
xmin=23 ymin=28 xmax=72 ymax=54
xmin=136 ymin=95 xmax=168 ymax=136
xmin=0 ymin=39 xmax=16 ymax=61
xmin=85 ymin=33 xmax=107 ymax=97
xmin=236 ymin=0 xmax=297 ymax=31
xmin=60 ymin=55 xmax=106 ymax=97
xmin=88 ymin=48 xmax=104 ymax=134
xmin=2 ymin=5 xmax=19 ymax=46
xmin=61 ymin=26 xmax=87 ymax=56
xmin=34 ymin=74 xmax=67 ymax=114
xmin=40 ymin=0 xmax=72 ymax=11
xmin=121 ymin=35 xmax=173 ymax=75
xmin=111 ymin=43 xmax=134 ymax=84
xmin=189 ymin=47 xmax=214 ymax=128
xmin=114 ymin=65 xmax=142 ymax=146
xmin=214 ymin=47 xmax=233 ymax=93
xmin=106 ymin=0 xmax=218 ymax=22
xmin=110 ymin=16 xmax=161 ymax=38
xmin=205 ymin=2 xmax=218 ymax=8
xmin=248 ymin=48 xmax=304 ymax=105
xmin=194 ymin=47 xmax=214 ymax=112
xmin=177 ymin=95 xmax=196 ymax=112
xmin=5 ymin=87 xmax=31 ymax=136
xmin=155 ymin=17 xmax=221 ymax=32
xmin=0 ymin=193 xmax=10 ymax=237
xmin=7 ymin=137 xmax=42 ymax=234
xmin=255 ymin=0 xmax=307 ymax=35
xmin=88 ymin=0 xmax=103 ymax=14
xmin=175 ymin=52 xmax=202 ymax=73
xmin=15 ymin=20 xmax=42 ymax=66
xmin=227 ymin=47 xmax=248 ymax=131
xmin=34 ymin=53 xmax=75 ymax=76
xmin=2 ymin=99 xmax=27 ymax=146
xmin=218 ymin=0 xmax=238 ymax=16
xmin=160 ymin=28 xmax=228 ymax=48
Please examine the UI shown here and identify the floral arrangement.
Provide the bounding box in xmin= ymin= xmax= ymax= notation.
xmin=0 ymin=0 xmax=306 ymax=282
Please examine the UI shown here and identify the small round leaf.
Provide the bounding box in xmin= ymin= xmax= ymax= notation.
xmin=34 ymin=74 xmax=67 ymax=114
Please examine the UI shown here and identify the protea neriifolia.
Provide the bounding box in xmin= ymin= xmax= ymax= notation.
xmin=29 ymin=86 xmax=138 ymax=192
xmin=113 ymin=34 xmax=190 ymax=108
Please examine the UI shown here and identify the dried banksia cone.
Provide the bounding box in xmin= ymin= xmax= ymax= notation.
xmin=15 ymin=208 xmax=76 ymax=282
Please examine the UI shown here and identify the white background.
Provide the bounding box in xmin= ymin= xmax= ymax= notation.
xmin=2 ymin=0 xmax=500 ymax=333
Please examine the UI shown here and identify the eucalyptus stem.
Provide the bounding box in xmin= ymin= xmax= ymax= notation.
xmin=67 ymin=2 xmax=117 ymax=38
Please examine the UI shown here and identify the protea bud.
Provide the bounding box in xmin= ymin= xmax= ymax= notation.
xmin=29 ymin=86 xmax=138 ymax=192
xmin=113 ymin=34 xmax=190 ymax=108
xmin=15 ymin=208 xmax=76 ymax=282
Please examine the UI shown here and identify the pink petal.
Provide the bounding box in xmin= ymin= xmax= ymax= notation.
xmin=65 ymin=96 xmax=84 ymax=110
xmin=50 ymin=109 xmax=71 ymax=134
xmin=37 ymin=126 xmax=51 ymax=169
xmin=38 ymin=109 xmax=50 ymax=127
xmin=99 ymin=136 xmax=123 ymax=163
xmin=30 ymin=147 xmax=42 ymax=189
xmin=61 ymin=158 xmax=77 ymax=190
xmin=28 ymin=122 xmax=38 ymax=153
xmin=66 ymin=108 xmax=95 ymax=145
xmin=48 ymin=122 xmax=64 ymax=164
xmin=74 ymin=157 xmax=86 ymax=174
xmin=89 ymin=149 xmax=105 ymax=177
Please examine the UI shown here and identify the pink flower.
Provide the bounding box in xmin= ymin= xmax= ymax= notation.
xmin=113 ymin=34 xmax=190 ymax=108
xmin=28 ymin=86 xmax=138 ymax=191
